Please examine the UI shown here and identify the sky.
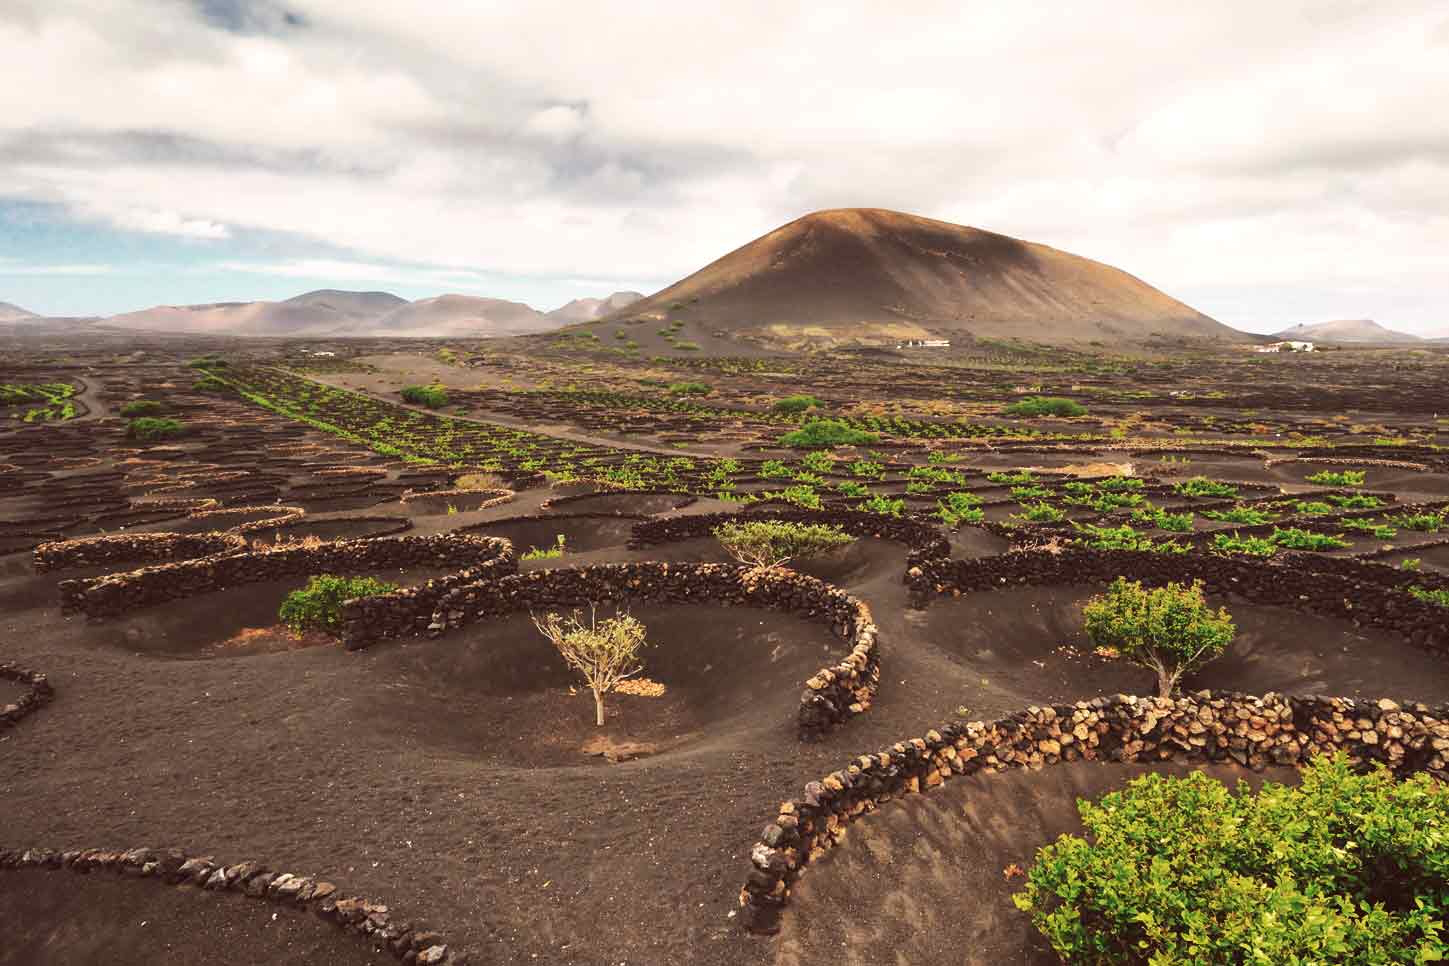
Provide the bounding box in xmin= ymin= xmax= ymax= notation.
xmin=1 ymin=1 xmax=1447 ymax=335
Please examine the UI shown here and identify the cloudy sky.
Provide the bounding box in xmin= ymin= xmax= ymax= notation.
xmin=2 ymin=0 xmax=1447 ymax=334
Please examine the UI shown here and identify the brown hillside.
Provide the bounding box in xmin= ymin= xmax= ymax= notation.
xmin=612 ymin=208 xmax=1236 ymax=345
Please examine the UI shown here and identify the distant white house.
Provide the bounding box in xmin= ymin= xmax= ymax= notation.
xmin=897 ymin=339 xmax=951 ymax=348
xmin=1254 ymin=340 xmax=1316 ymax=353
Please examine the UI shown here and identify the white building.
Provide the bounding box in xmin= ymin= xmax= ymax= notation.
xmin=897 ymin=339 xmax=951 ymax=348
xmin=1253 ymin=341 xmax=1316 ymax=353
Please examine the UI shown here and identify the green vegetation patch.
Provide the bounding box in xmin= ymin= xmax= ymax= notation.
xmin=1306 ymin=468 xmax=1368 ymax=487
xmin=125 ymin=416 xmax=184 ymax=441
xmin=1015 ymin=755 xmax=1449 ymax=964
xmin=1003 ymin=395 xmax=1087 ymax=418
xmin=1174 ymin=476 xmax=1238 ymax=499
xmin=1270 ymin=527 xmax=1350 ymax=551
xmin=772 ymin=394 xmax=823 ymax=415
xmin=1082 ymin=577 xmax=1233 ymax=696
xmin=778 ymin=418 xmax=878 ymax=450
xmin=712 ymin=520 xmax=853 ymax=569
xmin=279 ymin=574 xmax=399 ymax=635
xmin=118 ymin=400 xmax=165 ymax=418
xmin=400 ymin=384 xmax=449 ymax=408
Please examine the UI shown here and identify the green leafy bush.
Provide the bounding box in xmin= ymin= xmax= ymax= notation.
xmin=1003 ymin=396 xmax=1087 ymax=418
xmin=187 ymin=356 xmax=227 ymax=370
xmin=1271 ymin=527 xmax=1350 ymax=551
xmin=773 ymin=394 xmax=823 ymax=415
xmin=1174 ymin=476 xmax=1238 ymax=499
xmin=937 ymin=491 xmax=985 ymax=527
xmin=125 ymin=416 xmax=184 ymax=441
xmin=1014 ymin=755 xmax=1449 ymax=964
xmin=778 ymin=418 xmax=878 ymax=450
xmin=667 ymin=381 xmax=711 ymax=396
xmin=799 ymin=450 xmax=836 ymax=474
xmin=756 ymin=485 xmax=821 ymax=509
xmin=1409 ymin=586 xmax=1449 ymax=608
xmin=988 ymin=470 xmax=1035 ymax=485
xmin=521 ymin=535 xmax=567 ymax=560
xmin=1202 ymin=505 xmax=1274 ymax=525
xmin=1011 ymin=484 xmax=1053 ymax=501
xmin=1306 ymin=468 xmax=1367 ymax=486
xmin=712 ymin=520 xmax=853 ymax=569
xmin=1338 ymin=517 xmax=1397 ymax=538
xmin=862 ymin=494 xmax=905 ymax=517
xmin=1013 ymin=501 xmax=1066 ymax=524
xmin=401 ymin=384 xmax=449 ymax=408
xmin=1212 ymin=531 xmax=1278 ymax=557
xmin=1083 ymin=577 xmax=1234 ymax=696
xmin=1389 ymin=512 xmax=1445 ymax=533
xmin=193 ymin=374 xmax=228 ymax=392
xmin=279 ymin=574 xmax=399 ymax=634
xmin=118 ymin=400 xmax=165 ymax=417
xmin=1327 ymin=493 xmax=1384 ymax=509
xmin=1072 ymin=523 xmax=1187 ymax=555
xmin=850 ymin=459 xmax=884 ymax=479
xmin=1293 ymin=500 xmax=1335 ymax=516
xmin=759 ymin=459 xmax=791 ymax=480
xmin=1130 ymin=506 xmax=1194 ymax=532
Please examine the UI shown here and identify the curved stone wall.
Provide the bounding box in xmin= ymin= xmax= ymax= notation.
xmin=59 ymin=533 xmax=514 ymax=621
xmin=421 ymin=562 xmax=878 ymax=738
xmin=0 ymin=846 xmax=460 ymax=963
xmin=738 ymin=689 xmax=1449 ymax=934
xmin=33 ymin=531 xmax=248 ymax=573
xmin=0 ymin=662 xmax=53 ymax=729
xmin=906 ymin=547 xmax=1449 ymax=654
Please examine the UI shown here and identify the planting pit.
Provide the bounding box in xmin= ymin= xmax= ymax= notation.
xmin=910 ymin=584 xmax=1449 ymax=716
xmin=0 ymin=868 xmax=385 ymax=966
xmin=245 ymin=516 xmax=411 ymax=546
xmin=543 ymin=490 xmax=693 ymax=516
xmin=354 ymin=602 xmax=843 ymax=765
xmin=465 ymin=514 xmax=638 ymax=554
xmin=775 ymin=761 xmax=1293 ymax=966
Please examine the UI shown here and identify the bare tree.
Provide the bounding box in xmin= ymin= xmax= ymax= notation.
xmin=532 ymin=605 xmax=648 ymax=726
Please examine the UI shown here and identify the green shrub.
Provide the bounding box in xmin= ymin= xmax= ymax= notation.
xmin=1013 ymin=501 xmax=1065 ymax=524
xmin=1014 ymin=755 xmax=1449 ymax=964
xmin=1338 ymin=517 xmax=1397 ymax=538
xmin=279 ymin=574 xmax=399 ymax=635
xmin=193 ymin=374 xmax=228 ymax=393
xmin=1003 ymin=395 xmax=1087 ymax=418
xmin=1174 ymin=476 xmax=1238 ymax=499
xmin=1409 ymin=586 xmax=1449 ymax=608
xmin=1082 ymin=577 xmax=1234 ymax=696
xmin=401 ymin=384 xmax=449 ymax=408
xmin=125 ymin=416 xmax=184 ymax=441
xmin=937 ymin=491 xmax=985 ymax=527
xmin=1293 ymin=500 xmax=1335 ymax=516
xmin=773 ymin=394 xmax=823 ymax=415
xmin=1129 ymin=506 xmax=1194 ymax=532
xmin=778 ymin=418 xmax=878 ymax=450
xmin=521 ymin=535 xmax=567 ymax=560
xmin=1096 ymin=475 xmax=1144 ymax=493
xmin=1389 ymin=512 xmax=1444 ymax=533
xmin=835 ymin=480 xmax=869 ymax=499
xmin=1011 ymin=484 xmax=1053 ymax=501
xmin=1327 ymin=493 xmax=1384 ymax=509
xmin=187 ymin=356 xmax=227 ymax=370
xmin=799 ymin=450 xmax=836 ymax=474
xmin=1306 ymin=469 xmax=1367 ymax=487
xmin=987 ymin=470 xmax=1035 ymax=485
xmin=1212 ymin=531 xmax=1278 ymax=557
xmin=850 ymin=459 xmax=884 ymax=479
xmin=1072 ymin=523 xmax=1187 ymax=555
xmin=667 ymin=381 xmax=711 ymax=396
xmin=1271 ymin=527 xmax=1350 ymax=551
xmin=1202 ymin=505 xmax=1274 ymax=525
xmin=712 ymin=520 xmax=853 ymax=569
xmin=862 ymin=494 xmax=905 ymax=517
xmin=118 ymin=400 xmax=165 ymax=418
xmin=756 ymin=484 xmax=822 ymax=510
xmin=760 ymin=459 xmax=791 ymax=480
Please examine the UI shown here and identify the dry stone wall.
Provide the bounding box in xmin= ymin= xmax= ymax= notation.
xmin=34 ymin=531 xmax=248 ymax=573
xmin=739 ymin=689 xmax=1449 ymax=934
xmin=0 ymin=662 xmax=53 ymax=729
xmin=424 ymin=562 xmax=878 ymax=738
xmin=906 ymin=547 xmax=1449 ymax=655
xmin=58 ymin=533 xmax=513 ymax=621
xmin=0 ymin=846 xmax=462 ymax=964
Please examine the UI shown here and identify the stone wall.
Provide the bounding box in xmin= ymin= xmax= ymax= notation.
xmin=423 ymin=562 xmax=878 ymax=738
xmin=34 ymin=531 xmax=248 ymax=573
xmin=0 ymin=662 xmax=53 ymax=729
xmin=628 ymin=507 xmax=951 ymax=569
xmin=738 ymin=689 xmax=1449 ymax=934
xmin=59 ymin=533 xmax=514 ymax=621
xmin=0 ymin=846 xmax=461 ymax=964
xmin=906 ymin=547 xmax=1449 ymax=654
xmin=338 ymin=546 xmax=518 ymax=650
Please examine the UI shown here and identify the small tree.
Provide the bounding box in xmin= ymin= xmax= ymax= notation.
xmin=1082 ymin=577 xmax=1234 ymax=697
xmin=279 ymin=574 xmax=399 ymax=635
xmin=712 ymin=520 xmax=854 ymax=570
xmin=532 ymin=606 xmax=648 ymax=726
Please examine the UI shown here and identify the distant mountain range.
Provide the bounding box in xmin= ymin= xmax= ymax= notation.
xmin=0 ymin=300 xmax=39 ymax=322
xmin=1271 ymin=319 xmax=1424 ymax=344
xmin=71 ymin=288 xmax=644 ymax=338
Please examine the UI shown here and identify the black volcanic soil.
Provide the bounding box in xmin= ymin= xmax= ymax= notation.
xmin=0 ymin=869 xmax=387 ymax=966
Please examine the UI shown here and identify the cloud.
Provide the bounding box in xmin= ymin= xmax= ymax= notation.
xmin=0 ymin=0 xmax=1446 ymax=329
xmin=0 ymin=258 xmax=116 ymax=275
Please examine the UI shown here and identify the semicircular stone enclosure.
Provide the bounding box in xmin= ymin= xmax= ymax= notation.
xmin=5 ymin=339 xmax=1449 ymax=964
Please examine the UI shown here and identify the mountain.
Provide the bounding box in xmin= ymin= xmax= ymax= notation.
xmin=606 ymin=208 xmax=1236 ymax=346
xmin=98 ymin=289 xmax=560 ymax=338
xmin=0 ymin=301 xmax=39 ymax=322
xmin=1272 ymin=319 xmax=1421 ymax=344
xmin=358 ymin=294 xmax=555 ymax=337
xmin=547 ymin=291 xmax=645 ymax=323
